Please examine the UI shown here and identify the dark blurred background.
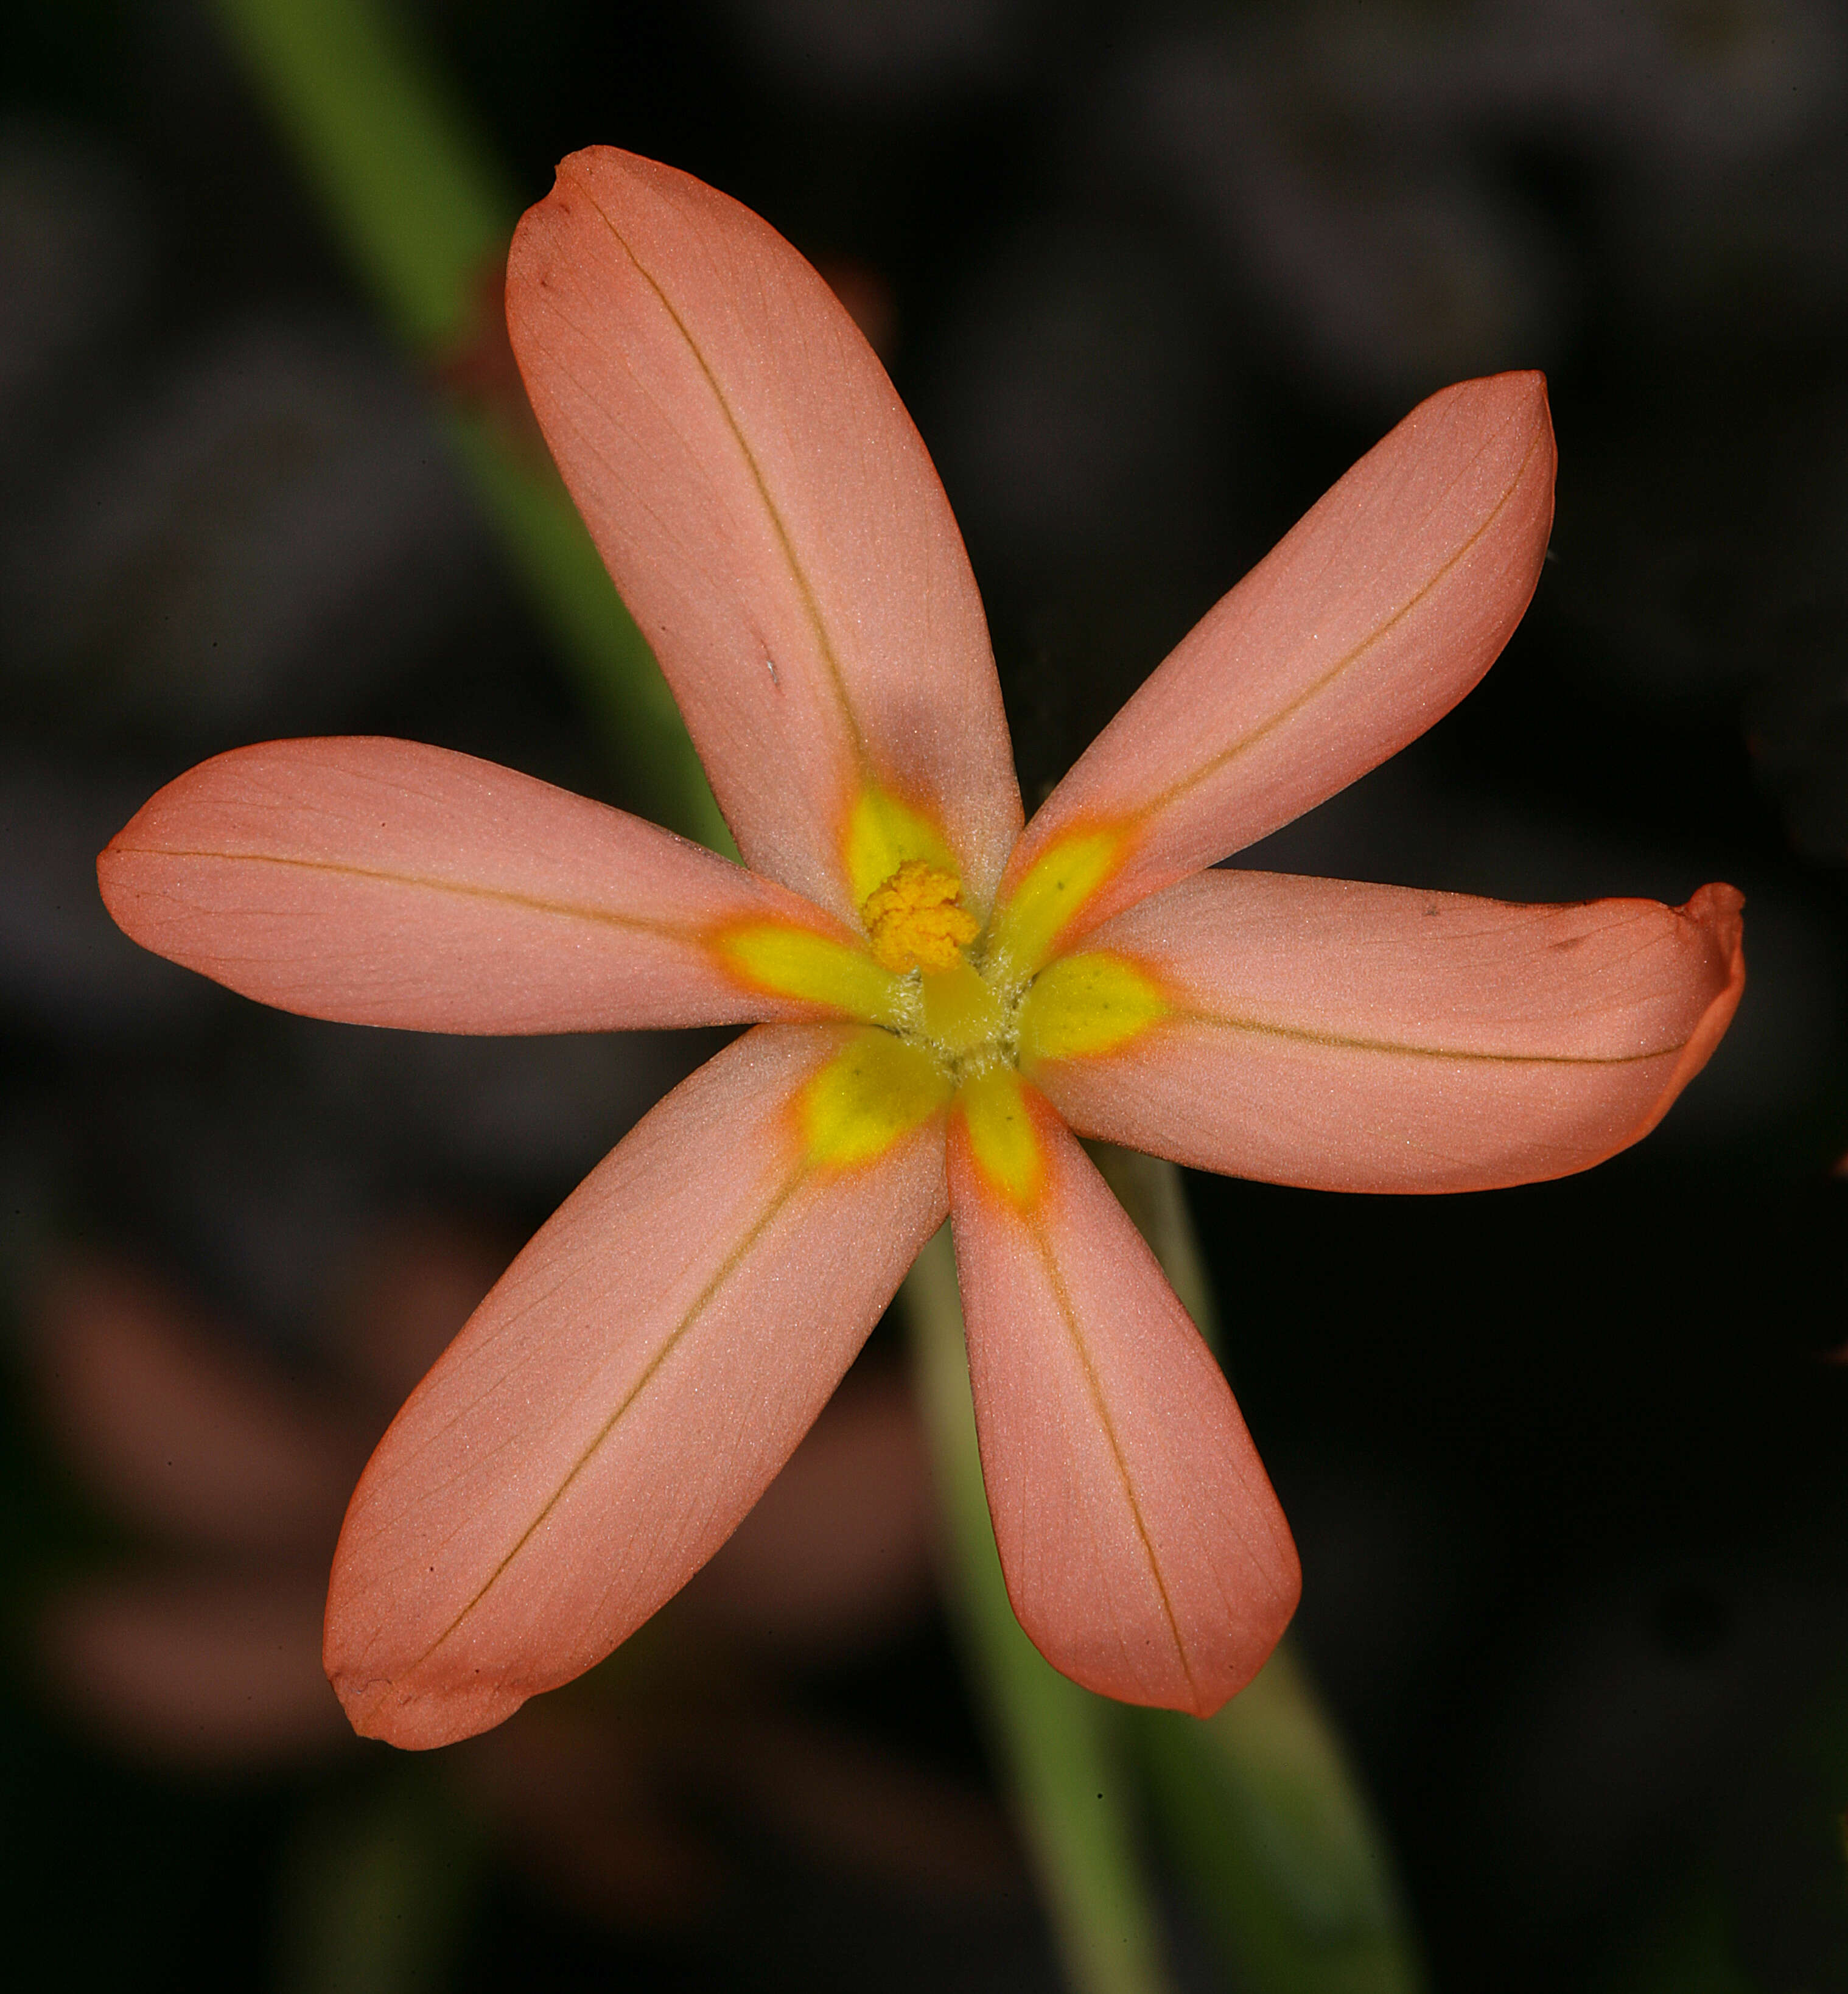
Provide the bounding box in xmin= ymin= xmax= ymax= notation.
xmin=4 ymin=1 xmax=1848 ymax=1988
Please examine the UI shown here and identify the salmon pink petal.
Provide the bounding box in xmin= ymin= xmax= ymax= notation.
xmin=947 ymin=1087 xmax=1299 ymax=1716
xmin=1028 ymin=870 xmax=1745 ymax=1194
xmin=507 ymin=147 xmax=1022 ymax=926
xmin=325 ymin=1024 xmax=950 ymax=1748
xmin=32 ymin=1258 xmax=357 ymax=1555
xmin=996 ymin=374 xmax=1555 ymax=954
xmin=99 ymin=738 xmax=858 ymax=1033
xmin=41 ymin=1572 xmax=346 ymax=1765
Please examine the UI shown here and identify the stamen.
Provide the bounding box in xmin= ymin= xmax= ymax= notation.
xmin=862 ymin=859 xmax=979 ymax=974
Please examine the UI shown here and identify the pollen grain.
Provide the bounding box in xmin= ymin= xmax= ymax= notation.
xmin=861 ymin=859 xmax=979 ymax=974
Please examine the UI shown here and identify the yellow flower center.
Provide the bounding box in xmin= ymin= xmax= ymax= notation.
xmin=718 ymin=805 xmax=1168 ymax=1206
xmin=856 ymin=861 xmax=1018 ymax=1084
xmin=860 ymin=860 xmax=979 ymax=974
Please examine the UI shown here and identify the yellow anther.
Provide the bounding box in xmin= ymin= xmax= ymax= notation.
xmin=861 ymin=860 xmax=979 ymax=974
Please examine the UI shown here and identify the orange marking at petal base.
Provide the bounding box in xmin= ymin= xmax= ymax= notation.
xmin=1016 ymin=951 xmax=1169 ymax=1066
xmin=954 ymin=1069 xmax=1046 ymax=1208
xmin=999 ymin=375 xmax=1556 ymax=931
xmin=985 ymin=825 xmax=1130 ymax=985
xmin=844 ymin=785 xmax=961 ymax=911
xmin=508 ymin=149 xmax=1022 ymax=926
xmin=713 ymin=920 xmax=912 ymax=1026
xmin=95 ymin=738 xmax=841 ymax=1036
xmin=1032 ymin=869 xmax=1747 ymax=1194
xmin=802 ymin=1028 xmax=953 ymax=1170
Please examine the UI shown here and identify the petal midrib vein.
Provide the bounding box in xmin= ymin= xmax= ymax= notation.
xmin=1028 ymin=1205 xmax=1195 ymax=1699
xmin=1169 ymin=1004 xmax=1689 ymax=1067
xmin=1136 ymin=419 xmax=1546 ymax=826
xmin=120 ymin=843 xmax=704 ymax=945
xmin=409 ymin=1151 xmax=813 ymax=1673
xmin=566 ymin=168 xmax=875 ymax=781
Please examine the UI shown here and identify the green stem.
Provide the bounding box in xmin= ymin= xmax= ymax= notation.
xmin=208 ymin=0 xmax=728 ymax=848
xmin=1089 ymin=1146 xmax=1428 ymax=1994
xmin=275 ymin=1764 xmax=478 ymax=1994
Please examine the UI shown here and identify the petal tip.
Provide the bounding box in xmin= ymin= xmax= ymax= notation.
xmin=1614 ymin=880 xmax=1746 ymax=1153
xmin=1682 ymin=879 xmax=1746 ymax=955
xmin=1456 ymin=365 xmax=1550 ymax=422
xmin=1675 ymin=877 xmax=1747 ymax=1063
xmin=326 ymin=1659 xmax=528 ymax=1752
xmin=1177 ymin=1597 xmax=1303 ymax=1721
xmin=94 ymin=842 xmax=124 ymax=919
xmin=324 ymin=1562 xmax=531 ymax=1751
xmin=1430 ymin=368 xmax=1556 ymax=489
xmin=96 ymin=833 xmax=163 ymax=953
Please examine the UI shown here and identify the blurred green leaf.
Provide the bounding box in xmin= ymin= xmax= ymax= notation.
xmin=276 ymin=1768 xmax=480 ymax=1994
xmin=1092 ymin=1142 xmax=1427 ymax=1994
xmin=1600 ymin=1889 xmax=1765 ymax=1994
xmin=212 ymin=0 xmax=507 ymax=351
xmin=208 ymin=0 xmax=727 ymax=847
xmin=1136 ymin=1649 xmax=1425 ymax=1994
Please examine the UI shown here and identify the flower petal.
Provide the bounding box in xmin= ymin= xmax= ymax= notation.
xmin=1027 ymin=869 xmax=1745 ymax=1193
xmin=507 ymin=147 xmax=1022 ymax=926
xmin=325 ymin=1024 xmax=950 ymax=1748
xmin=31 ymin=1257 xmax=357 ymax=1555
xmin=40 ymin=1572 xmax=346 ymax=1766
xmin=992 ymin=374 xmax=1555 ymax=964
xmin=99 ymin=738 xmax=865 ymax=1033
xmin=947 ymin=1084 xmax=1299 ymax=1716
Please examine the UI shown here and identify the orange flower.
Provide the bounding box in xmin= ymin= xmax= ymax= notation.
xmin=100 ymin=150 xmax=1743 ymax=1750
